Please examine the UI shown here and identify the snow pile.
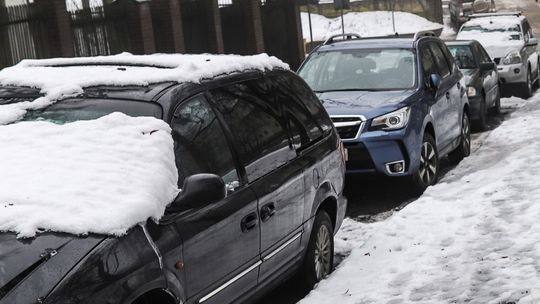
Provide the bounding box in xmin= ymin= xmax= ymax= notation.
xmin=301 ymin=11 xmax=443 ymax=41
xmin=301 ymin=94 xmax=540 ymax=303
xmin=0 ymin=113 xmax=179 ymax=238
xmin=0 ymin=52 xmax=288 ymax=124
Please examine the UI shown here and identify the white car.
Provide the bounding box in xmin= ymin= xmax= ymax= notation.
xmin=457 ymin=12 xmax=539 ymax=98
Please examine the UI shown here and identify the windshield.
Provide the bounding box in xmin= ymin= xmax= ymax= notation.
xmin=21 ymin=98 xmax=163 ymax=124
xmin=461 ymin=23 xmax=522 ymax=40
xmin=299 ymin=48 xmax=417 ymax=92
xmin=448 ymin=45 xmax=477 ymax=69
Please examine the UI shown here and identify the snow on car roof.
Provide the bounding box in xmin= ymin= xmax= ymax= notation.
xmin=0 ymin=52 xmax=289 ymax=124
xmin=0 ymin=112 xmax=180 ymax=238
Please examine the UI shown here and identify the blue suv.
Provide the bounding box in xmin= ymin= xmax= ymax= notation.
xmin=298 ymin=32 xmax=471 ymax=192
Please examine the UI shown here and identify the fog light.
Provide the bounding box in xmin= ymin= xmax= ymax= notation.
xmin=514 ymin=68 xmax=521 ymax=74
xmin=385 ymin=160 xmax=405 ymax=174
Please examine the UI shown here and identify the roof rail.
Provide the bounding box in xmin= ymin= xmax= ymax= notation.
xmin=413 ymin=31 xmax=436 ymax=41
xmin=468 ymin=11 xmax=522 ymax=19
xmin=323 ymin=33 xmax=361 ymax=45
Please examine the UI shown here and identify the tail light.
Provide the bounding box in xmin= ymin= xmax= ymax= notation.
xmin=339 ymin=140 xmax=347 ymax=166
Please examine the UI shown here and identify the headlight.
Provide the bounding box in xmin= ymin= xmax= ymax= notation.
xmin=371 ymin=107 xmax=411 ymax=131
xmin=502 ymin=51 xmax=522 ymax=65
xmin=467 ymin=86 xmax=477 ymax=97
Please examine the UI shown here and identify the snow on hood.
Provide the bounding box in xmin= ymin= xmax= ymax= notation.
xmin=0 ymin=52 xmax=289 ymax=125
xmin=299 ymin=95 xmax=540 ymax=304
xmin=0 ymin=113 xmax=179 ymax=238
xmin=301 ymin=11 xmax=443 ymax=42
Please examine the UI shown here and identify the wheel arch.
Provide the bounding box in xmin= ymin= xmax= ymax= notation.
xmin=311 ymin=181 xmax=338 ymax=231
xmin=131 ymin=288 xmax=178 ymax=304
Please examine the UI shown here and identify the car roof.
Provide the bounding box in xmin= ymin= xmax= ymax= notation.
xmin=445 ymin=40 xmax=477 ymax=46
xmin=316 ymin=38 xmax=416 ymax=52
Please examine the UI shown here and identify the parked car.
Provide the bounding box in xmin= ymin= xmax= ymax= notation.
xmin=298 ymin=32 xmax=471 ymax=193
xmin=446 ymin=40 xmax=501 ymax=130
xmin=456 ymin=12 xmax=539 ymax=98
xmin=449 ymin=0 xmax=495 ymax=28
xmin=0 ymin=58 xmax=347 ymax=304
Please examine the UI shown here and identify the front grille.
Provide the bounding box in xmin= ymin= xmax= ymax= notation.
xmin=494 ymin=58 xmax=501 ymax=65
xmin=331 ymin=116 xmax=364 ymax=140
xmin=344 ymin=142 xmax=375 ymax=170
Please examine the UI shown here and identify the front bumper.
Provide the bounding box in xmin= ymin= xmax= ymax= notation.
xmin=344 ymin=127 xmax=418 ymax=177
xmin=498 ymin=63 xmax=528 ymax=85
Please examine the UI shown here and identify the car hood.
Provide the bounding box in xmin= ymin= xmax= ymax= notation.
xmin=317 ymin=89 xmax=416 ymax=119
xmin=457 ymin=33 xmax=523 ymax=59
xmin=0 ymin=232 xmax=106 ymax=300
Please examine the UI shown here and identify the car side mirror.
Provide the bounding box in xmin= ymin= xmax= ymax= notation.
xmin=480 ymin=62 xmax=496 ymax=71
xmin=429 ymin=74 xmax=442 ymax=94
xmin=527 ymin=38 xmax=538 ymax=47
xmin=168 ymin=174 xmax=226 ymax=213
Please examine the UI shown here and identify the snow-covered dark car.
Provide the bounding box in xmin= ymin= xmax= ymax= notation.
xmin=446 ymin=40 xmax=501 ymax=130
xmin=298 ymin=32 xmax=471 ymax=193
xmin=0 ymin=55 xmax=346 ymax=304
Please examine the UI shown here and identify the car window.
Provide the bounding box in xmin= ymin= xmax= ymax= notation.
xmin=271 ymin=73 xmax=330 ymax=150
xmin=172 ymin=94 xmax=240 ymax=188
xmin=429 ymin=43 xmax=451 ymax=78
xmin=439 ymin=42 xmax=457 ymax=73
xmin=475 ymin=43 xmax=491 ymax=63
xmin=420 ymin=44 xmax=438 ymax=85
xmin=523 ymin=21 xmax=532 ymax=41
xmin=448 ymin=45 xmax=477 ymax=69
xmin=210 ymin=81 xmax=296 ymax=182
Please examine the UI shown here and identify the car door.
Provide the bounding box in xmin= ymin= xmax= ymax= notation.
xmin=420 ymin=42 xmax=453 ymax=150
xmin=169 ymin=94 xmax=260 ymax=304
xmin=438 ymin=41 xmax=464 ymax=139
xmin=523 ymin=20 xmax=539 ymax=79
xmin=208 ymin=79 xmax=306 ymax=282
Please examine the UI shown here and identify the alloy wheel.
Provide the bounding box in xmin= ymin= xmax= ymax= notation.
xmin=419 ymin=141 xmax=437 ymax=185
xmin=314 ymin=225 xmax=331 ymax=280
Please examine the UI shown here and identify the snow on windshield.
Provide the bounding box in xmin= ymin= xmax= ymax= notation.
xmin=0 ymin=52 xmax=288 ymax=125
xmin=0 ymin=113 xmax=179 ymax=238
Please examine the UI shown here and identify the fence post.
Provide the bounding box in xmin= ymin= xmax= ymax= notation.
xmin=283 ymin=0 xmax=304 ymax=69
xmin=239 ymin=0 xmax=265 ymax=54
xmin=35 ymin=0 xmax=74 ymax=58
xmin=150 ymin=0 xmax=185 ymax=53
xmin=204 ymin=0 xmax=224 ymax=54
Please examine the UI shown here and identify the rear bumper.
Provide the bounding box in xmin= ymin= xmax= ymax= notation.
xmin=467 ymin=95 xmax=482 ymax=120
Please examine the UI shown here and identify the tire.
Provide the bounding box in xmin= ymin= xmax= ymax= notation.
xmin=473 ymin=95 xmax=487 ymax=131
xmin=449 ymin=112 xmax=471 ymax=164
xmin=521 ymin=67 xmax=533 ymax=99
xmin=491 ymin=85 xmax=502 ymax=115
xmin=410 ymin=133 xmax=439 ymax=194
xmin=298 ymin=211 xmax=334 ymax=291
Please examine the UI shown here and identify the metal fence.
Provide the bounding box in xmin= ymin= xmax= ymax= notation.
xmin=69 ymin=5 xmax=131 ymax=57
xmin=0 ymin=4 xmax=48 ymax=68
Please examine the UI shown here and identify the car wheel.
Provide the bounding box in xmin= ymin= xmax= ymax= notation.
xmin=474 ymin=95 xmax=487 ymax=131
xmin=491 ymin=85 xmax=502 ymax=115
xmin=410 ymin=133 xmax=439 ymax=194
xmin=522 ymin=67 xmax=533 ymax=99
xmin=449 ymin=112 xmax=471 ymax=164
xmin=299 ymin=211 xmax=334 ymax=290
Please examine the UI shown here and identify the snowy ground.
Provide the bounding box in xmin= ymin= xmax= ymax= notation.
xmin=299 ymin=95 xmax=540 ymax=304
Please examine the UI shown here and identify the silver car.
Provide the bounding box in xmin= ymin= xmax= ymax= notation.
xmin=457 ymin=12 xmax=539 ymax=98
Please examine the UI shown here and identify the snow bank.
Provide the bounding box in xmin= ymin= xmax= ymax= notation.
xmin=301 ymin=94 xmax=540 ymax=303
xmin=0 ymin=52 xmax=288 ymax=124
xmin=0 ymin=113 xmax=179 ymax=238
xmin=301 ymin=11 xmax=443 ymax=41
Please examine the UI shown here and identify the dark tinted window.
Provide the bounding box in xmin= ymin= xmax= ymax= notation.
xmin=420 ymin=44 xmax=438 ymax=85
xmin=211 ymin=81 xmax=295 ymax=181
xmin=429 ymin=43 xmax=451 ymax=78
xmin=172 ymin=94 xmax=239 ymax=187
xmin=477 ymin=44 xmax=492 ymax=63
xmin=439 ymin=42 xmax=457 ymax=72
xmin=271 ymin=73 xmax=329 ymax=149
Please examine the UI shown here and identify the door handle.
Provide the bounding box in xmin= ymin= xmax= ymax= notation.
xmin=446 ymin=92 xmax=451 ymax=100
xmin=241 ymin=212 xmax=258 ymax=232
xmin=260 ymin=203 xmax=276 ymax=222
